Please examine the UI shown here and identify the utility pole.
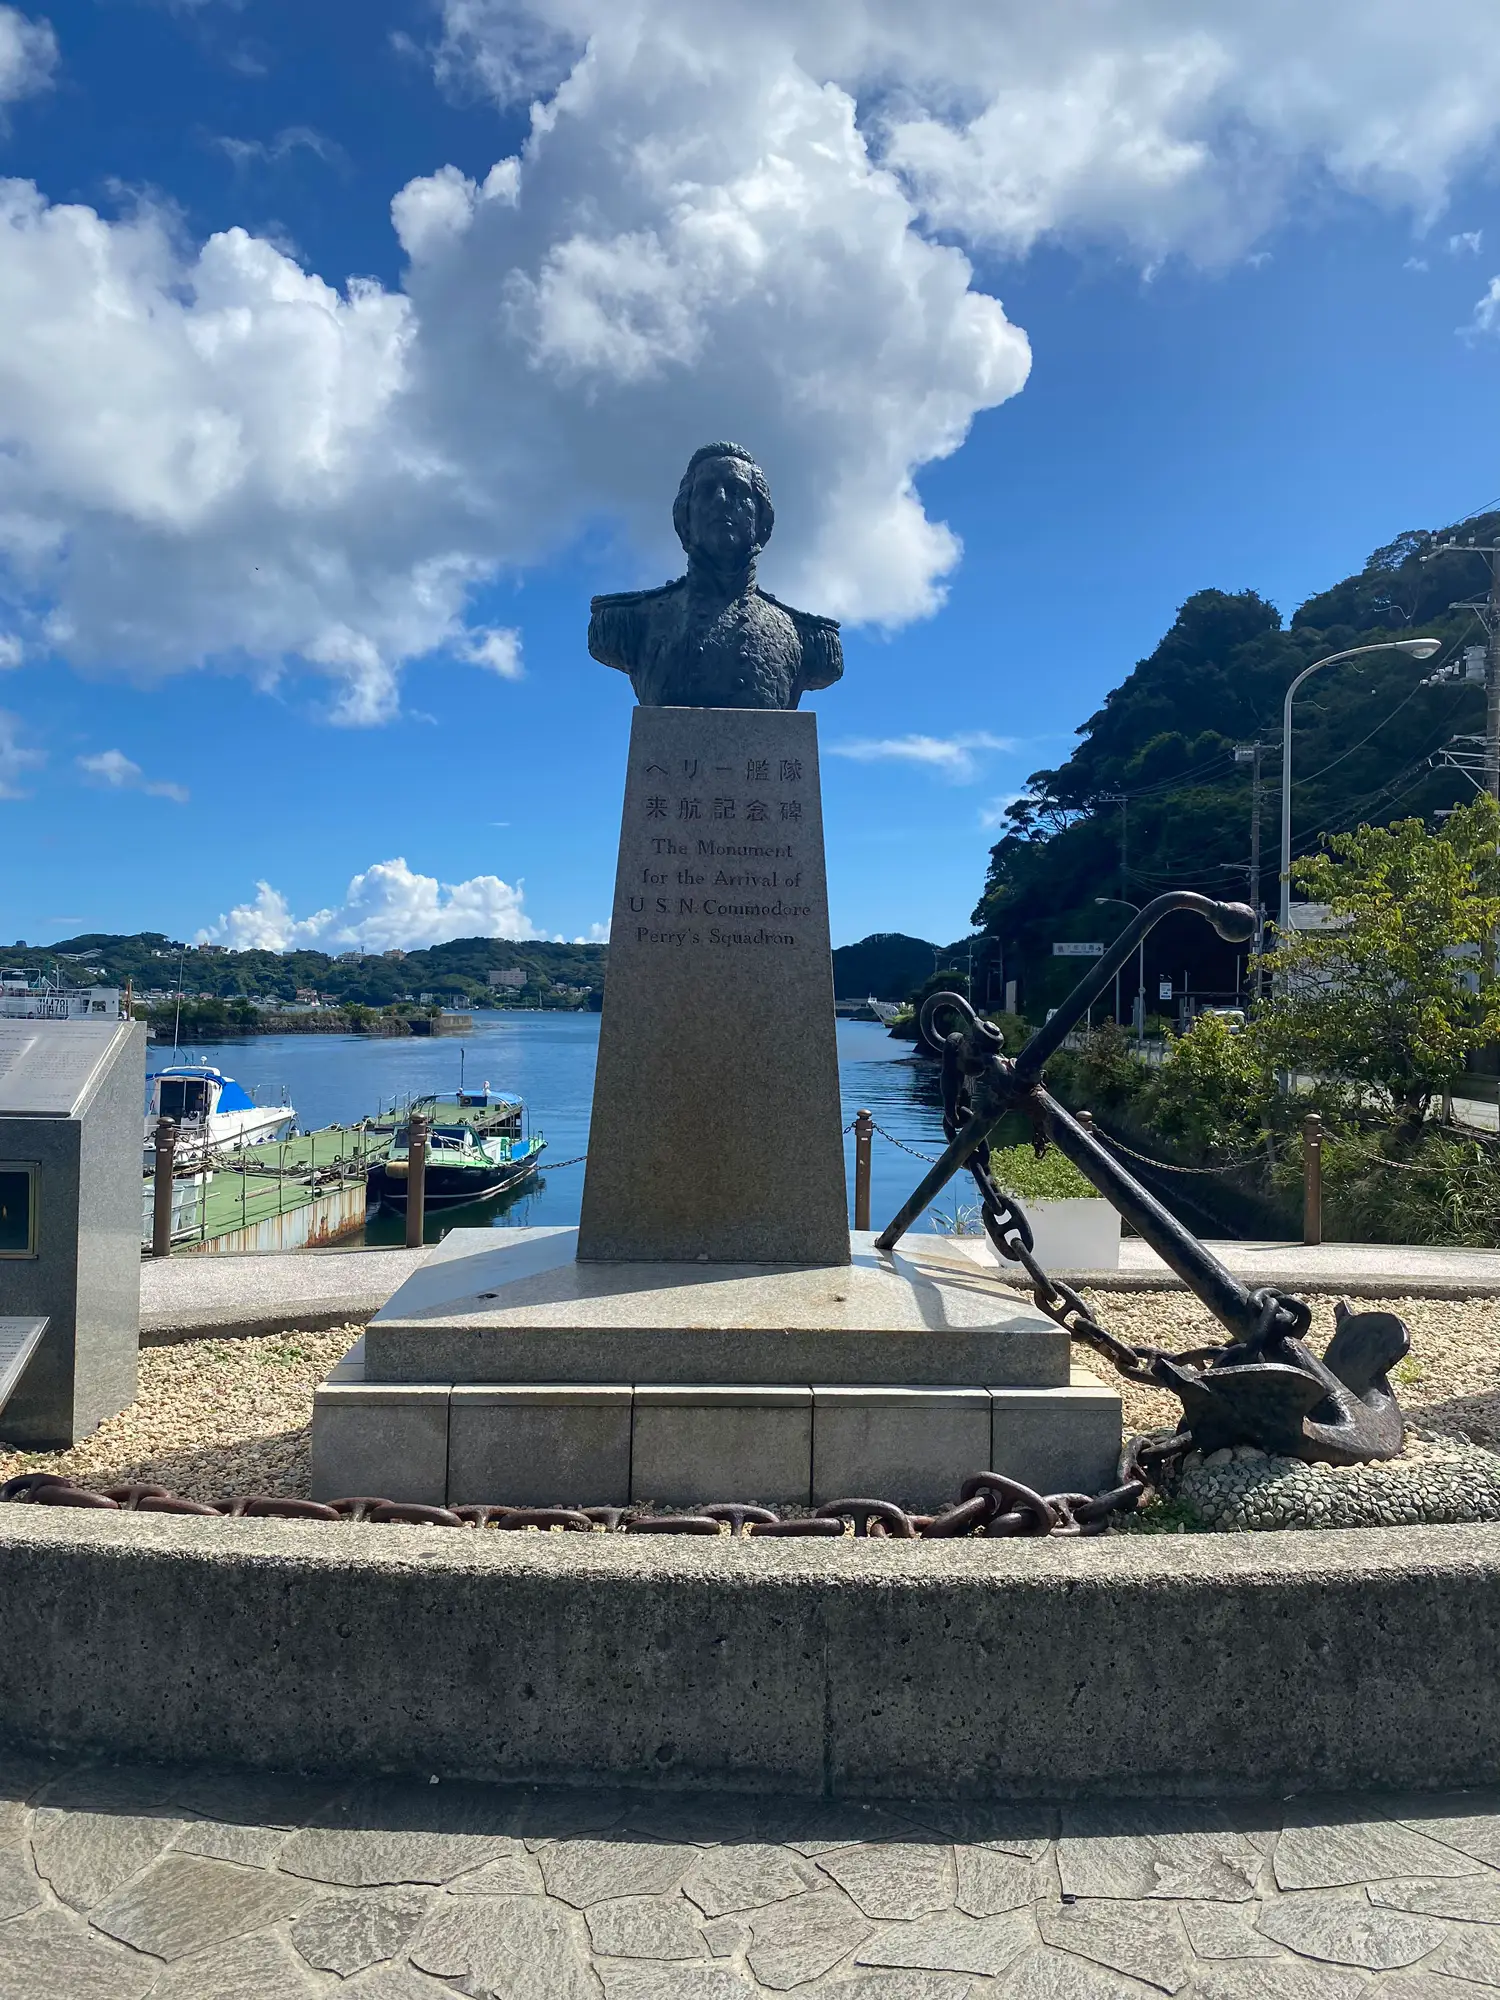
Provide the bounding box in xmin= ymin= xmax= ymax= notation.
xmin=1098 ymin=792 xmax=1128 ymax=897
xmin=1234 ymin=743 xmax=1273 ymax=998
xmin=1424 ymin=533 xmax=1500 ymax=799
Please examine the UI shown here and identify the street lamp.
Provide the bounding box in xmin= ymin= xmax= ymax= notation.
xmin=1279 ymin=638 xmax=1442 ymax=934
xmin=1095 ymin=896 xmax=1145 ymax=1044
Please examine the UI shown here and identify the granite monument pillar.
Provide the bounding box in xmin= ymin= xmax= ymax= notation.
xmin=578 ymin=706 xmax=847 ymax=1263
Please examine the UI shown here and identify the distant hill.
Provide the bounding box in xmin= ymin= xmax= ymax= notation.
xmin=0 ymin=933 xmax=607 ymax=1009
xmin=832 ymin=932 xmax=983 ymax=1002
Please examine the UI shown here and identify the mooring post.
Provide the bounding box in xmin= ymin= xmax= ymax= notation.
xmin=151 ymin=1117 xmax=177 ymax=1259
xmin=405 ymin=1111 xmax=428 ymax=1249
xmin=1303 ymin=1111 xmax=1323 ymax=1247
xmin=853 ymin=1108 xmax=873 ymax=1231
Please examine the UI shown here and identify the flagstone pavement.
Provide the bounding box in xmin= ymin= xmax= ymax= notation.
xmin=5 ymin=1753 xmax=1500 ymax=1998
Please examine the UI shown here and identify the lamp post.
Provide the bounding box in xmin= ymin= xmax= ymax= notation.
xmin=1279 ymin=638 xmax=1442 ymax=934
xmin=1095 ymin=896 xmax=1145 ymax=1044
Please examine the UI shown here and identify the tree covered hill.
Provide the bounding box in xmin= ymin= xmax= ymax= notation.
xmin=974 ymin=513 xmax=1500 ymax=1017
xmin=0 ymin=933 xmax=606 ymax=1008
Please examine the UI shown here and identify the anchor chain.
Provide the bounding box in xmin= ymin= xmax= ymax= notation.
xmin=0 ymin=1469 xmax=1147 ymax=1537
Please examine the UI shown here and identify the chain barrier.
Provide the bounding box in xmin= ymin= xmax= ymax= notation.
xmin=867 ymin=1120 xmax=941 ymax=1164
xmin=0 ymin=1467 xmax=1149 ymax=1538
xmin=1086 ymin=1130 xmax=1259 ymax=1177
xmin=536 ymin=1154 xmax=588 ymax=1171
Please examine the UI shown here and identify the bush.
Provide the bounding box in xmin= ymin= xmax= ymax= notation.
xmin=987 ymin=1143 xmax=1098 ymax=1200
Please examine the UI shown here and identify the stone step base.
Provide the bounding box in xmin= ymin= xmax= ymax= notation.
xmin=311 ymin=1339 xmax=1122 ymax=1509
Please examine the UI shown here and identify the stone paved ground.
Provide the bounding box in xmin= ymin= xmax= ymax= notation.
xmin=6 ymin=1756 xmax=1500 ymax=1996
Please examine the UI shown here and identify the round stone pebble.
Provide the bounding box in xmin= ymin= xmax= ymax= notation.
xmin=1167 ymin=1431 xmax=1500 ymax=1531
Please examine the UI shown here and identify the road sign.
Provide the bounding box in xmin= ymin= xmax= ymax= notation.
xmin=1052 ymin=942 xmax=1104 ymax=957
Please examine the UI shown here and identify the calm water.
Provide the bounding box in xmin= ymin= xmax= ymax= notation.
xmin=156 ymin=1016 xmax=951 ymax=1243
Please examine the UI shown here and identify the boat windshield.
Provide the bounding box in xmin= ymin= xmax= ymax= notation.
xmin=156 ymin=1078 xmax=210 ymax=1121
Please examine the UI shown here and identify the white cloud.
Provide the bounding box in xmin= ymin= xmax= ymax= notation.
xmin=829 ymin=730 xmax=1016 ymax=780
xmin=458 ymin=625 xmax=523 ymax=679
xmin=0 ymin=8 xmax=54 ymax=108
xmin=1469 ymin=276 xmax=1500 ymax=337
xmin=3 ymin=2 xmax=1500 ymax=717
xmin=0 ymin=634 xmax=20 ymax=667
xmin=1449 ymin=229 xmax=1484 ymax=254
xmin=215 ymin=126 xmax=347 ymax=175
xmin=202 ymin=856 xmax=541 ymax=951
xmin=0 ymin=707 xmax=40 ymax=796
xmin=77 ymin=747 xmax=189 ymax=802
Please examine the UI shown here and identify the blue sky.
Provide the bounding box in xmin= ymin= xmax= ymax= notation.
xmin=5 ymin=0 xmax=1500 ymax=952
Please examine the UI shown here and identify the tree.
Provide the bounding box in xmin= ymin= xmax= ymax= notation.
xmin=1257 ymin=795 xmax=1500 ymax=1122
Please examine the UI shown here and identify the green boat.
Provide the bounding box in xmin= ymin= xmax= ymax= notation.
xmin=367 ymin=1089 xmax=546 ymax=1211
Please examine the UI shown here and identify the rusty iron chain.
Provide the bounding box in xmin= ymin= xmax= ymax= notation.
xmin=0 ymin=1466 xmax=1149 ymax=1538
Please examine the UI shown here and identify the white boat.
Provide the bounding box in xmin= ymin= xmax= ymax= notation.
xmin=144 ymin=1062 xmax=295 ymax=1167
xmin=0 ymin=971 xmax=122 ymax=1020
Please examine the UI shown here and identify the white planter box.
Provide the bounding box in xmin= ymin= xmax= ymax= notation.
xmin=1023 ymin=1197 xmax=1121 ymax=1271
xmin=929 ymin=1199 xmax=1120 ymax=1273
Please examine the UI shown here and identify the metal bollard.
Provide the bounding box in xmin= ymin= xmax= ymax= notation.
xmin=405 ymin=1111 xmax=428 ymax=1248
xmin=853 ymin=1108 xmax=874 ymax=1231
xmin=1303 ymin=1112 xmax=1322 ymax=1247
xmin=151 ymin=1117 xmax=177 ymax=1258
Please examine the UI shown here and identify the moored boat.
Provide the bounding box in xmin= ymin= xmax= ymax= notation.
xmin=367 ymin=1087 xmax=545 ymax=1211
xmin=143 ymin=1061 xmax=296 ymax=1167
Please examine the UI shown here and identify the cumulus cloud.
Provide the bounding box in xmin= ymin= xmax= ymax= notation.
xmin=0 ymin=707 xmax=40 ymax=796
xmin=4 ymin=1 xmax=1500 ymax=719
xmin=0 ymin=8 xmax=54 ymax=109
xmin=77 ymin=748 xmax=189 ymax=802
xmin=829 ymin=730 xmax=1016 ymax=780
xmin=202 ymin=856 xmax=541 ymax=951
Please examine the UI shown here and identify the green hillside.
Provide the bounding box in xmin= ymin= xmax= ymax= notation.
xmin=974 ymin=515 xmax=1499 ymax=1016
xmin=0 ymin=932 xmax=606 ymax=1010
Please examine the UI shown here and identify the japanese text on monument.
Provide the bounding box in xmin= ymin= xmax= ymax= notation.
xmin=625 ymin=746 xmax=817 ymax=947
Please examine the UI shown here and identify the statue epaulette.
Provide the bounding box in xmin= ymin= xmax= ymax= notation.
xmin=589 ymin=580 xmax=682 ymax=612
xmin=759 ymin=587 xmax=840 ymax=634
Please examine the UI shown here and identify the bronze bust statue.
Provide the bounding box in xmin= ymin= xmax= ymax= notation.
xmin=588 ymin=442 xmax=843 ymax=709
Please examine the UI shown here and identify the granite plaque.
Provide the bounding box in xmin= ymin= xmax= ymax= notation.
xmin=578 ymin=707 xmax=848 ymax=1263
xmin=0 ymin=1021 xmax=127 ymax=1117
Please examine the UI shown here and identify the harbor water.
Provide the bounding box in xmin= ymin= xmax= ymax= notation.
xmin=154 ymin=1017 xmax=950 ymax=1244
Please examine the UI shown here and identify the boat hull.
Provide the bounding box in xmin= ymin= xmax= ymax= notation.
xmin=369 ymin=1152 xmax=544 ymax=1212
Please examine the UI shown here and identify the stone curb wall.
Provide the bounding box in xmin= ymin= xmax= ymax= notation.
xmin=3 ymin=1509 xmax=1499 ymax=1800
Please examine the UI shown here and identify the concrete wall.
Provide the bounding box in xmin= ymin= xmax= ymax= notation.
xmin=2 ymin=1507 xmax=1499 ymax=1801
xmin=0 ymin=1022 xmax=143 ymax=1445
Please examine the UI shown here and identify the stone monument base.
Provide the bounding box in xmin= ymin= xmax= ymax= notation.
xmin=311 ymin=1229 xmax=1121 ymax=1509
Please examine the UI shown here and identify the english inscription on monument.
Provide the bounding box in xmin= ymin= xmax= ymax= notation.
xmin=578 ymin=706 xmax=848 ymax=1264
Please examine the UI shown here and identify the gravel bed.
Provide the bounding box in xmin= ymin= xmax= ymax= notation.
xmin=1 ymin=1291 xmax=1498 ymax=1510
xmin=0 ymin=1325 xmax=360 ymax=1501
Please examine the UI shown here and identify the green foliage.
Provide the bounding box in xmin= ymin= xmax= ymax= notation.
xmin=4 ymin=933 xmax=606 ymax=1011
xmin=1145 ymin=1013 xmax=1269 ymax=1155
xmin=972 ymin=516 xmax=1500 ymax=1010
xmin=1303 ymin=1129 xmax=1500 ymax=1249
xmin=1259 ymin=795 xmax=1500 ymax=1119
xmin=987 ymin=1143 xmax=1097 ymax=1200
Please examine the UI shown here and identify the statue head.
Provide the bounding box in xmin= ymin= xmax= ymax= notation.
xmin=672 ymin=442 xmax=774 ymax=571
